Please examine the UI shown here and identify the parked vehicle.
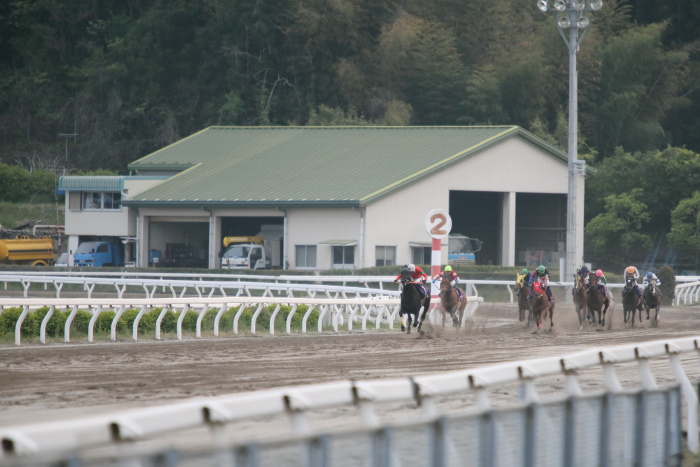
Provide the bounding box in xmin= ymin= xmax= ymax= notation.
xmin=0 ymin=235 xmax=55 ymax=266
xmin=73 ymin=241 xmax=124 ymax=267
xmin=54 ymin=252 xmax=69 ymax=267
xmin=447 ymin=234 xmax=482 ymax=266
xmin=220 ymin=225 xmax=283 ymax=270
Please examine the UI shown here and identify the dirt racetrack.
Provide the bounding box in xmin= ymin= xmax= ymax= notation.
xmin=1 ymin=300 xmax=700 ymax=451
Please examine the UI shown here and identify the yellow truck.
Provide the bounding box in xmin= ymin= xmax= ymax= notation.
xmin=0 ymin=235 xmax=55 ymax=266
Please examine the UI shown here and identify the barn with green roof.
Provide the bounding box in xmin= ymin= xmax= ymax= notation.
xmin=59 ymin=125 xmax=585 ymax=270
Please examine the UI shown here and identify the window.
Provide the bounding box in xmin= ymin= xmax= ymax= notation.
xmin=332 ymin=245 xmax=354 ymax=269
xmin=82 ymin=192 xmax=122 ymax=210
xmin=295 ymin=245 xmax=317 ymax=268
xmin=375 ymin=246 xmax=396 ymax=267
xmin=412 ymin=246 xmax=431 ymax=265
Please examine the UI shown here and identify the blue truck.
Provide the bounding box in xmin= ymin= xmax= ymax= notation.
xmin=447 ymin=234 xmax=482 ymax=266
xmin=73 ymin=241 xmax=124 ymax=267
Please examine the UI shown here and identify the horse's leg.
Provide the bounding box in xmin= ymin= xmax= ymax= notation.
xmin=549 ymin=303 xmax=555 ymax=331
xmin=417 ymin=298 xmax=429 ymax=333
xmin=406 ymin=312 xmax=412 ymax=334
xmin=644 ymin=299 xmax=650 ymax=320
xmin=400 ymin=308 xmax=406 ymax=332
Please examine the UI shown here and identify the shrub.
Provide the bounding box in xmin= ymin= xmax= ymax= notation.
xmin=657 ymin=265 xmax=676 ymax=305
xmin=0 ymin=307 xmax=40 ymax=338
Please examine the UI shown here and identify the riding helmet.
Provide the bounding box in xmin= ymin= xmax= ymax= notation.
xmin=408 ymin=264 xmax=416 ymax=272
xmin=627 ymin=266 xmax=636 ymax=274
xmin=521 ymin=268 xmax=528 ymax=275
xmin=646 ymin=271 xmax=653 ymax=278
xmin=537 ymin=265 xmax=545 ymax=274
xmin=596 ymin=269 xmax=603 ymax=277
xmin=444 ymin=265 xmax=452 ymax=272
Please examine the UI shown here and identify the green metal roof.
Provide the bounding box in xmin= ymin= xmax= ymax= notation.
xmin=59 ymin=176 xmax=169 ymax=191
xmin=126 ymin=126 xmax=569 ymax=208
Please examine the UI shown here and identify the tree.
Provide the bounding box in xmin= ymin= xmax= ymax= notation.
xmin=667 ymin=191 xmax=700 ymax=271
xmin=585 ymin=189 xmax=651 ymax=267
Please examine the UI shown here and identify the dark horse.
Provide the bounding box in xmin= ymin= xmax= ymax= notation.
xmin=643 ymin=278 xmax=661 ymax=328
xmin=514 ymin=275 xmax=532 ymax=325
xmin=622 ymin=276 xmax=643 ymax=326
xmin=398 ymin=267 xmax=430 ymax=334
xmin=439 ymin=273 xmax=467 ymax=328
xmin=587 ymin=273 xmax=610 ymax=328
xmin=530 ymin=280 xmax=554 ymax=332
xmin=572 ymin=274 xmax=588 ymax=329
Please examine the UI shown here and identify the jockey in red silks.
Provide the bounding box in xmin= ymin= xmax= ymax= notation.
xmin=432 ymin=265 xmax=464 ymax=299
xmin=394 ymin=263 xmax=428 ymax=299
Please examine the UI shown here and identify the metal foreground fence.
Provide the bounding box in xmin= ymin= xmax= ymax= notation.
xmin=0 ymin=336 xmax=697 ymax=466
xmin=2 ymin=387 xmax=683 ymax=467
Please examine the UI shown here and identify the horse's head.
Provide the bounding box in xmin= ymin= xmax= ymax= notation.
xmin=440 ymin=274 xmax=452 ymax=291
xmin=647 ymin=278 xmax=658 ymax=294
xmin=625 ymin=276 xmax=636 ymax=289
xmin=588 ymin=272 xmax=597 ymax=286
xmin=515 ymin=274 xmax=524 ymax=290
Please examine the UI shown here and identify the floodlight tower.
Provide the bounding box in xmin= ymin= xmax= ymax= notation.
xmin=536 ymin=0 xmax=602 ymax=280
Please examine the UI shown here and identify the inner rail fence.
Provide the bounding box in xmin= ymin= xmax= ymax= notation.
xmin=0 ymin=295 xmax=484 ymax=346
xmin=1 ymin=336 xmax=697 ymax=464
xmin=1 ymin=271 xmax=697 ymax=306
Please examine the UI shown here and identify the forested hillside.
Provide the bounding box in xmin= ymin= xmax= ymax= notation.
xmin=2 ymin=0 xmax=700 ymax=271
xmin=1 ymin=0 xmax=698 ymax=172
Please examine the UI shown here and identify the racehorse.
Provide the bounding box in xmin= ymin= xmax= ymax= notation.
xmin=397 ymin=267 xmax=430 ymax=334
xmin=587 ymin=273 xmax=610 ymax=328
xmin=622 ymin=276 xmax=643 ymax=326
xmin=529 ymin=280 xmax=554 ymax=332
xmin=572 ymin=274 xmax=588 ymax=329
xmin=438 ymin=273 xmax=467 ymax=328
xmin=643 ymin=278 xmax=661 ymax=328
xmin=514 ymin=274 xmax=532 ymax=325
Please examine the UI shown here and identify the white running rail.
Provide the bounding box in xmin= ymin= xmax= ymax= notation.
xmin=0 ymin=295 xmax=484 ymax=345
xmin=1 ymin=335 xmax=697 ymax=459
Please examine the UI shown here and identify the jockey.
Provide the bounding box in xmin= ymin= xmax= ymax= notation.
xmin=621 ymin=265 xmax=643 ymax=298
xmin=622 ymin=265 xmax=644 ymax=312
xmin=394 ymin=263 xmax=428 ymax=299
xmin=593 ymin=269 xmax=608 ymax=298
xmin=516 ymin=268 xmax=531 ymax=297
xmin=575 ymin=264 xmax=590 ymax=286
xmin=432 ymin=265 xmax=459 ymax=285
xmin=432 ymin=265 xmax=463 ymax=299
xmin=528 ymin=265 xmax=553 ymax=302
xmin=643 ymin=271 xmax=661 ymax=296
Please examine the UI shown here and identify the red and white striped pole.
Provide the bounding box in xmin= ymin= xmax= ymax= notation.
xmin=431 ymin=237 xmax=442 ymax=300
xmin=425 ymin=210 xmax=452 ymax=302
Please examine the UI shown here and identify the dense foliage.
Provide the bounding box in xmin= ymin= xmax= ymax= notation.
xmin=1 ymin=0 xmax=698 ymax=172
xmin=2 ymin=0 xmax=699 ymax=271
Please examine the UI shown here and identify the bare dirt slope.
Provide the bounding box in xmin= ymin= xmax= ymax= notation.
xmin=1 ymin=300 xmax=699 ymax=445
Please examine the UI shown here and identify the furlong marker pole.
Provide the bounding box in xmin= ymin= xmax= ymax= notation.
xmin=431 ymin=237 xmax=441 ymax=301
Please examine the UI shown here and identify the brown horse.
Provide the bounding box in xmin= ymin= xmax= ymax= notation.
xmin=643 ymin=278 xmax=661 ymax=327
xmin=572 ymin=274 xmax=588 ymax=329
xmin=514 ymin=274 xmax=532 ymax=325
xmin=439 ymin=274 xmax=467 ymax=328
xmin=529 ymin=280 xmax=554 ymax=332
xmin=622 ymin=276 xmax=643 ymax=327
xmin=587 ymin=273 xmax=610 ymax=328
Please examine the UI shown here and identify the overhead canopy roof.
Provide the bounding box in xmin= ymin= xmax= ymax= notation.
xmin=125 ymin=126 xmax=569 ymax=208
xmin=59 ymin=176 xmax=169 ymax=191
xmin=319 ymin=240 xmax=358 ymax=246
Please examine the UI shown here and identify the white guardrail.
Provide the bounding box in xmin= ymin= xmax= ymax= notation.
xmin=1 ymin=335 xmax=698 ymax=459
xmin=2 ymin=270 xmax=697 ymax=305
xmin=0 ymin=295 xmax=484 ymax=346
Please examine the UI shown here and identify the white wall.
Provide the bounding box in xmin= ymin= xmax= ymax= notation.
xmin=286 ymin=208 xmax=361 ymax=270
xmin=364 ymin=136 xmax=570 ymax=267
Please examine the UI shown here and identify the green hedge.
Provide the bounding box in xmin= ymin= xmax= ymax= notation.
xmin=0 ymin=305 xmax=322 ymax=342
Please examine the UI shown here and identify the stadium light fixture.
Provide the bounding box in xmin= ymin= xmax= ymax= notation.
xmin=536 ymin=0 xmax=602 ymax=286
